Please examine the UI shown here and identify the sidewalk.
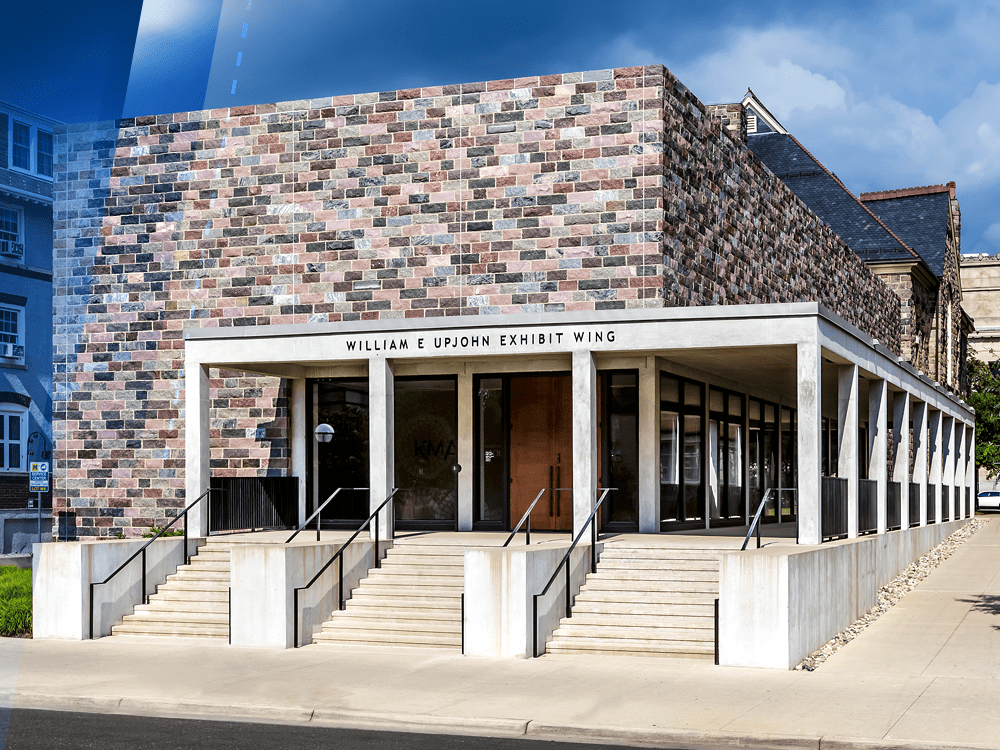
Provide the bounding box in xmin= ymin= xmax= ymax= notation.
xmin=7 ymin=518 xmax=1000 ymax=750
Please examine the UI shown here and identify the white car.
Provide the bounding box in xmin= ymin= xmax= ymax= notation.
xmin=977 ymin=491 xmax=1000 ymax=512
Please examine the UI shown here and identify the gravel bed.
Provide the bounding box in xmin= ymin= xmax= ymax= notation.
xmin=793 ymin=517 xmax=988 ymax=671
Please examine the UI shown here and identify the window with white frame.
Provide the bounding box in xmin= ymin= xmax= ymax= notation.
xmin=0 ymin=406 xmax=26 ymax=472
xmin=6 ymin=118 xmax=53 ymax=179
xmin=12 ymin=121 xmax=30 ymax=170
xmin=37 ymin=129 xmax=53 ymax=177
xmin=0 ymin=304 xmax=24 ymax=363
xmin=0 ymin=206 xmax=23 ymax=262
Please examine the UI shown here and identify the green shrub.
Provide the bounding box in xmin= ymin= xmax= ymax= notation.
xmin=0 ymin=566 xmax=32 ymax=637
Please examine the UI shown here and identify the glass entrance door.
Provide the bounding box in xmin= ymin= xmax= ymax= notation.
xmin=310 ymin=379 xmax=370 ymax=526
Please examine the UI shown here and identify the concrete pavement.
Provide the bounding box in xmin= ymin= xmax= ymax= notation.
xmin=7 ymin=517 xmax=1000 ymax=750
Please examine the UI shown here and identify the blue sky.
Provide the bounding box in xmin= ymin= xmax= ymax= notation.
xmin=3 ymin=0 xmax=999 ymax=253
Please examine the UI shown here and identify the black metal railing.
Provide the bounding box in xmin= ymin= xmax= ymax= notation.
xmin=291 ymin=488 xmax=400 ymax=648
xmin=530 ymin=488 xmax=613 ymax=658
xmin=822 ymin=477 xmax=848 ymax=540
xmin=858 ymin=479 xmax=877 ymax=535
xmin=286 ymin=487 xmax=369 ymax=543
xmin=743 ymin=488 xmax=771 ymax=550
xmin=88 ymin=488 xmax=215 ymax=640
xmin=941 ymin=486 xmax=950 ymax=523
xmin=209 ymin=476 xmax=298 ymax=533
xmin=887 ymin=482 xmax=901 ymax=531
xmin=503 ymin=489 xmax=548 ymax=547
xmin=927 ymin=485 xmax=937 ymax=524
xmin=908 ymin=483 xmax=920 ymax=527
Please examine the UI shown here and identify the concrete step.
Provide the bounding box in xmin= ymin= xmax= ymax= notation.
xmin=322 ymin=615 xmax=461 ymax=634
xmin=571 ymin=601 xmax=715 ymax=617
xmin=377 ymin=562 xmax=466 ymax=576
xmin=360 ymin=574 xmax=464 ymax=588
xmin=597 ymin=558 xmax=719 ymax=571
xmin=544 ymin=639 xmax=714 ymax=658
xmin=124 ymin=609 xmax=228 ymax=625
xmin=342 ymin=603 xmax=464 ymax=618
xmin=600 ymin=548 xmax=722 ymax=560
xmin=579 ymin=579 xmax=719 ymax=594
xmin=171 ymin=561 xmax=231 ymax=573
xmin=166 ymin=570 xmax=231 ymax=582
xmin=135 ymin=600 xmax=230 ymax=615
xmin=572 ymin=590 xmax=716 ymax=605
xmin=155 ymin=579 xmax=231 ymax=593
xmin=313 ymin=629 xmax=461 ymax=648
xmin=563 ymin=613 xmax=713 ymax=629
xmin=348 ymin=585 xmax=463 ymax=600
xmin=590 ymin=569 xmax=720 ymax=582
xmin=552 ymin=623 xmax=714 ymax=642
xmin=148 ymin=589 xmax=229 ymax=603
xmin=111 ymin=621 xmax=228 ymax=638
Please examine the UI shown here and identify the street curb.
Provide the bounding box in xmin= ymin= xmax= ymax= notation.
xmin=12 ymin=692 xmax=998 ymax=750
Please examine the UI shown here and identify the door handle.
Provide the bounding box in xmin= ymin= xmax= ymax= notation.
xmin=556 ymin=456 xmax=561 ymax=517
xmin=549 ymin=466 xmax=554 ymax=516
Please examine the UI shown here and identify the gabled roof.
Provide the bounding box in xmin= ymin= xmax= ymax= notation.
xmin=741 ymin=89 xmax=787 ymax=135
xmin=748 ymin=131 xmax=925 ymax=268
xmin=860 ymin=186 xmax=952 ymax=278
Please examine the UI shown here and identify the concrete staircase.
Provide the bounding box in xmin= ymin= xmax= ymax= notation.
xmin=311 ymin=540 xmax=470 ymax=649
xmin=544 ymin=542 xmax=720 ymax=658
xmin=111 ymin=541 xmax=231 ymax=639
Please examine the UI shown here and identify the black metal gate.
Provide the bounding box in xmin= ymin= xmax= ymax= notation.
xmin=208 ymin=477 xmax=298 ymax=533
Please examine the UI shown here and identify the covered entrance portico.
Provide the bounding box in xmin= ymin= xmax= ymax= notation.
xmin=183 ymin=303 xmax=975 ymax=546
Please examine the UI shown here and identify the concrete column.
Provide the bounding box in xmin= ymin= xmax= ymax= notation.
xmin=943 ymin=416 xmax=955 ymax=522
xmin=929 ymin=410 xmax=942 ymax=524
xmin=368 ymin=358 xmax=394 ymax=540
xmin=185 ymin=362 xmax=211 ymax=537
xmin=954 ymin=421 xmax=965 ymax=519
xmin=911 ymin=401 xmax=928 ymax=526
xmin=869 ymin=379 xmax=888 ymax=535
xmin=457 ymin=370 xmax=474 ymax=531
xmin=893 ymin=392 xmax=911 ymax=530
xmin=291 ymin=378 xmax=308 ymax=527
xmin=838 ymin=364 xmax=859 ymax=539
xmin=965 ymin=424 xmax=979 ymax=518
xmin=637 ymin=357 xmax=659 ymax=533
xmin=572 ymin=350 xmax=598 ymax=539
xmin=796 ymin=340 xmax=822 ymax=545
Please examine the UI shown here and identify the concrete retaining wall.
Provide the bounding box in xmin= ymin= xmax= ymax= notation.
xmin=464 ymin=542 xmax=599 ymax=658
xmin=718 ymin=520 xmax=965 ymax=669
xmin=230 ymin=539 xmax=388 ymax=649
xmin=33 ymin=537 xmax=205 ymax=640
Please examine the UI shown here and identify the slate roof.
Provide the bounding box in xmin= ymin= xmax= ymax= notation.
xmin=860 ymin=190 xmax=951 ymax=278
xmin=748 ymin=132 xmax=919 ymax=266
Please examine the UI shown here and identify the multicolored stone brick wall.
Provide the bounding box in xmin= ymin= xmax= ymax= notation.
xmin=53 ymin=65 xmax=900 ymax=537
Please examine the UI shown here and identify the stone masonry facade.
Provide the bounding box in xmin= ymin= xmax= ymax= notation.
xmin=53 ymin=65 xmax=901 ymax=537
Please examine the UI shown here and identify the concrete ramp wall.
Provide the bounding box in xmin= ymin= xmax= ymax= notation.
xmin=718 ymin=520 xmax=966 ymax=669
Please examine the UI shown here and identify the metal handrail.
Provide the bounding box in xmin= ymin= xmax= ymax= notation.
xmin=503 ymin=489 xmax=546 ymax=547
xmin=88 ymin=487 xmax=215 ymax=640
xmin=531 ymin=488 xmax=614 ymax=657
xmin=286 ymin=487 xmax=369 ymax=543
xmin=291 ymin=488 xmax=399 ymax=648
xmin=741 ymin=488 xmax=797 ymax=551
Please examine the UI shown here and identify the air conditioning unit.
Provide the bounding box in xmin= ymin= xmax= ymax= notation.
xmin=0 ymin=344 xmax=14 ymax=358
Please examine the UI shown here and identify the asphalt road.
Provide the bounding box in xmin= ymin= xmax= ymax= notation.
xmin=3 ymin=709 xmax=674 ymax=750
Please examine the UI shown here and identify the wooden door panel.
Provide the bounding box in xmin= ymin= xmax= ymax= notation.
xmin=509 ymin=375 xmax=574 ymax=531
